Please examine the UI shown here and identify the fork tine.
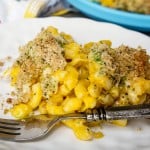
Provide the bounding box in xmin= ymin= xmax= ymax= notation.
xmin=0 ymin=130 xmax=20 ymax=135
xmin=0 ymin=116 xmax=63 ymax=141
xmin=0 ymin=118 xmax=22 ymax=140
xmin=0 ymin=123 xmax=21 ymax=134
xmin=0 ymin=118 xmax=21 ymax=125
xmin=0 ymin=127 xmax=20 ymax=141
xmin=0 ymin=130 xmax=20 ymax=141
xmin=0 ymin=124 xmax=21 ymax=130
xmin=0 ymin=119 xmax=22 ymax=132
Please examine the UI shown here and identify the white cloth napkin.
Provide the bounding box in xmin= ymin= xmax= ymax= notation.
xmin=0 ymin=0 xmax=28 ymax=23
xmin=0 ymin=0 xmax=70 ymax=23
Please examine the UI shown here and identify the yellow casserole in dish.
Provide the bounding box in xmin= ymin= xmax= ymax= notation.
xmin=99 ymin=0 xmax=150 ymax=14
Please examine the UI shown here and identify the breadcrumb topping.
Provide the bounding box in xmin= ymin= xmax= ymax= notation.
xmin=100 ymin=0 xmax=150 ymax=14
xmin=89 ymin=43 xmax=150 ymax=84
xmin=0 ymin=61 xmax=4 ymax=67
xmin=12 ymin=27 xmax=67 ymax=102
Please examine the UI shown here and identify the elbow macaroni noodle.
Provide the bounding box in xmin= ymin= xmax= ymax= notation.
xmin=9 ymin=26 xmax=150 ymax=140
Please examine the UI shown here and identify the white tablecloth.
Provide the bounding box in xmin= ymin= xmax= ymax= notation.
xmin=0 ymin=0 xmax=70 ymax=23
xmin=0 ymin=0 xmax=28 ymax=23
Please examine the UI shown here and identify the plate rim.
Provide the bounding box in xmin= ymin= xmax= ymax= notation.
xmin=0 ymin=16 xmax=149 ymax=38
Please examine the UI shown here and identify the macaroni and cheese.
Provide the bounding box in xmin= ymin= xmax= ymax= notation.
xmin=99 ymin=0 xmax=150 ymax=14
xmin=9 ymin=26 xmax=150 ymax=140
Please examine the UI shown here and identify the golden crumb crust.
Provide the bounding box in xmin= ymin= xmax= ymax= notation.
xmin=89 ymin=43 xmax=150 ymax=84
xmin=11 ymin=27 xmax=68 ymax=103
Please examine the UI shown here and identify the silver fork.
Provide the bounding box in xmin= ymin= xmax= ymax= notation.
xmin=0 ymin=104 xmax=150 ymax=142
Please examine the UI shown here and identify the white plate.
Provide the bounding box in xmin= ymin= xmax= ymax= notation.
xmin=0 ymin=0 xmax=7 ymax=23
xmin=0 ymin=17 xmax=150 ymax=150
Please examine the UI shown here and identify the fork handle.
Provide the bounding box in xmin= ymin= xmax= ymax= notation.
xmin=86 ymin=104 xmax=150 ymax=121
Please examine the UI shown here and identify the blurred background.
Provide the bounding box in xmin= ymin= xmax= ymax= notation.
xmin=0 ymin=0 xmax=150 ymax=35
